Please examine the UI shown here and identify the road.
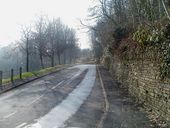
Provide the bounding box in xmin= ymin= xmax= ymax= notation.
xmin=0 ymin=65 xmax=102 ymax=128
xmin=0 ymin=64 xmax=152 ymax=128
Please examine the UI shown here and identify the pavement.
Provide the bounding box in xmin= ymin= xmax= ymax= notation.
xmin=0 ymin=64 xmax=152 ymax=128
xmin=98 ymin=66 xmax=152 ymax=128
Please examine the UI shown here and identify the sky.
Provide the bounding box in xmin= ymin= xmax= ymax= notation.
xmin=0 ymin=0 xmax=95 ymax=49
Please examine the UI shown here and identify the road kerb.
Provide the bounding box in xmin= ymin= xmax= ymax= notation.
xmin=0 ymin=65 xmax=73 ymax=95
xmin=96 ymin=65 xmax=109 ymax=128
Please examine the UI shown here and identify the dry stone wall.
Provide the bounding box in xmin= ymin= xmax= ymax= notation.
xmin=101 ymin=50 xmax=170 ymax=125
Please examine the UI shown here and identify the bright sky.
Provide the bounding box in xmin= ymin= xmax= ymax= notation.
xmin=0 ymin=0 xmax=94 ymax=49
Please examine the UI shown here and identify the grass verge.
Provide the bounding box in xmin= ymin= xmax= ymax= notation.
xmin=2 ymin=65 xmax=65 ymax=85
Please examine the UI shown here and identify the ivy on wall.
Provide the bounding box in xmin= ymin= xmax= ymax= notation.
xmin=160 ymin=23 xmax=170 ymax=79
xmin=132 ymin=23 xmax=170 ymax=79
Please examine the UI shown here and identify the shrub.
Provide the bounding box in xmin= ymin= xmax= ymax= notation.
xmin=113 ymin=27 xmax=128 ymax=42
xmin=103 ymin=55 xmax=111 ymax=70
xmin=132 ymin=25 xmax=151 ymax=46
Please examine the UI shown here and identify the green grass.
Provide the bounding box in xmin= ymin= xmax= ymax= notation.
xmin=20 ymin=72 xmax=34 ymax=79
xmin=32 ymin=67 xmax=55 ymax=76
xmin=2 ymin=65 xmax=65 ymax=85
xmin=2 ymin=72 xmax=34 ymax=84
xmin=2 ymin=78 xmax=11 ymax=84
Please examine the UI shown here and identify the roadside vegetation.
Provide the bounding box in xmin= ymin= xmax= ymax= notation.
xmin=89 ymin=0 xmax=170 ymax=79
xmin=88 ymin=0 xmax=170 ymax=127
xmin=2 ymin=65 xmax=67 ymax=84
xmin=0 ymin=16 xmax=80 ymax=80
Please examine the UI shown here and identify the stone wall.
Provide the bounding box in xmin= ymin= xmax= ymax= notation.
xmin=110 ymin=56 xmax=170 ymax=125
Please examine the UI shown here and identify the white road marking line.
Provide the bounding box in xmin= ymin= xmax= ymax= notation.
xmin=1 ymin=95 xmax=44 ymax=121
xmin=15 ymin=123 xmax=27 ymax=128
xmin=29 ymin=95 xmax=44 ymax=106
xmin=69 ymin=73 xmax=81 ymax=81
xmin=3 ymin=111 xmax=17 ymax=119
xmin=62 ymin=72 xmax=81 ymax=85
xmin=51 ymin=72 xmax=81 ymax=90
xmin=0 ymin=68 xmax=87 ymax=125
xmin=51 ymin=80 xmax=65 ymax=89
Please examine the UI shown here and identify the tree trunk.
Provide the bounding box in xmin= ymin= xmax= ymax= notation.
xmin=40 ymin=54 xmax=44 ymax=69
xmin=51 ymin=50 xmax=55 ymax=67
xmin=51 ymin=56 xmax=54 ymax=67
xmin=69 ymin=54 xmax=72 ymax=64
xmin=57 ymin=53 xmax=61 ymax=65
xmin=161 ymin=0 xmax=170 ymax=20
xmin=63 ymin=51 xmax=66 ymax=64
xmin=26 ymin=38 xmax=29 ymax=72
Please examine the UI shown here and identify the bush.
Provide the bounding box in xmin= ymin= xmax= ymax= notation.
xmin=113 ymin=27 xmax=128 ymax=42
xmin=133 ymin=25 xmax=164 ymax=47
xmin=132 ymin=23 xmax=170 ymax=79
xmin=132 ymin=25 xmax=151 ymax=46
xmin=103 ymin=55 xmax=111 ymax=70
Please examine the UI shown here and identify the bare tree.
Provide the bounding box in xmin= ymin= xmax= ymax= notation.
xmin=46 ymin=20 xmax=56 ymax=67
xmin=19 ymin=26 xmax=32 ymax=72
xmin=51 ymin=18 xmax=67 ymax=65
xmin=66 ymin=29 xmax=78 ymax=63
xmin=33 ymin=16 xmax=48 ymax=69
xmin=162 ymin=0 xmax=170 ymax=20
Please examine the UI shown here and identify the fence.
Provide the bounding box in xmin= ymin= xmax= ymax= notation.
xmin=0 ymin=63 xmax=60 ymax=91
xmin=0 ymin=67 xmax=23 ymax=91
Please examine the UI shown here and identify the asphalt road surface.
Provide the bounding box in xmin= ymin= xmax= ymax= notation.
xmin=0 ymin=64 xmax=152 ymax=128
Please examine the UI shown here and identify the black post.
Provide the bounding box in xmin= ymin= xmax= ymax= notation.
xmin=11 ymin=69 xmax=14 ymax=83
xmin=20 ymin=67 xmax=22 ymax=79
xmin=26 ymin=38 xmax=29 ymax=72
xmin=0 ymin=71 xmax=2 ymax=90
